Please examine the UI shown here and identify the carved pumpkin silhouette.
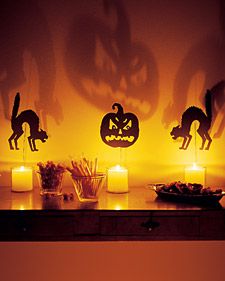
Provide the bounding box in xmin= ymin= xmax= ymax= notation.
xmin=100 ymin=103 xmax=139 ymax=147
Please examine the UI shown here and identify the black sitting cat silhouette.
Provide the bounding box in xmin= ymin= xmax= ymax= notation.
xmin=8 ymin=93 xmax=48 ymax=151
xmin=170 ymin=90 xmax=212 ymax=150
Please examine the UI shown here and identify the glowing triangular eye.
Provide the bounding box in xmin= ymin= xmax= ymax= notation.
xmin=123 ymin=120 xmax=132 ymax=130
xmin=109 ymin=119 xmax=118 ymax=130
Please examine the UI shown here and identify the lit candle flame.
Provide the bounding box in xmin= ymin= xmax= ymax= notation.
xmin=190 ymin=163 xmax=204 ymax=171
xmin=20 ymin=166 xmax=25 ymax=171
xmin=185 ymin=163 xmax=205 ymax=186
xmin=110 ymin=165 xmax=126 ymax=172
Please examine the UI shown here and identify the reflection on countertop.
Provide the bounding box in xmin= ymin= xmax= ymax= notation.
xmin=0 ymin=184 xmax=224 ymax=211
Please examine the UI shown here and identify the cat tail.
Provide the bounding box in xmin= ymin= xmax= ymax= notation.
xmin=205 ymin=90 xmax=212 ymax=123
xmin=11 ymin=92 xmax=20 ymax=121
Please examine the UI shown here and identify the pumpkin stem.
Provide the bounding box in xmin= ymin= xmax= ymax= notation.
xmin=112 ymin=103 xmax=124 ymax=116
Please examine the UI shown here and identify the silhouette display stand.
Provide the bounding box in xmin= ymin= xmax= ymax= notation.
xmin=8 ymin=93 xmax=48 ymax=152
xmin=100 ymin=103 xmax=139 ymax=148
xmin=170 ymin=90 xmax=212 ymax=150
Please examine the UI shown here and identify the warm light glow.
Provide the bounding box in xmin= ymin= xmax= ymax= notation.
xmin=11 ymin=193 xmax=33 ymax=210
xmin=0 ymin=0 xmax=224 ymax=190
xmin=184 ymin=163 xmax=205 ymax=186
xmin=111 ymin=164 xmax=126 ymax=172
xmin=189 ymin=162 xmax=204 ymax=171
xmin=14 ymin=166 xmax=31 ymax=172
xmin=105 ymin=193 xmax=129 ymax=210
xmin=20 ymin=166 xmax=25 ymax=171
xmin=12 ymin=166 xmax=33 ymax=192
xmin=107 ymin=165 xmax=128 ymax=193
xmin=114 ymin=204 xmax=122 ymax=210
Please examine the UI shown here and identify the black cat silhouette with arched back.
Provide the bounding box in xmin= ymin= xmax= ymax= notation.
xmin=8 ymin=93 xmax=48 ymax=151
xmin=170 ymin=90 xmax=212 ymax=150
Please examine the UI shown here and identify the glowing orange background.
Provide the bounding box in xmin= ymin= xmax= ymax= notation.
xmin=0 ymin=1 xmax=225 ymax=279
xmin=0 ymin=0 xmax=224 ymax=188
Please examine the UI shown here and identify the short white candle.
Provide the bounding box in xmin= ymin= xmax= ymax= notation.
xmin=12 ymin=166 xmax=33 ymax=192
xmin=107 ymin=165 xmax=128 ymax=193
xmin=184 ymin=163 xmax=205 ymax=186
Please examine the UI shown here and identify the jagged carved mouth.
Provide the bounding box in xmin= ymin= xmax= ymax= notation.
xmin=82 ymin=79 xmax=151 ymax=115
xmin=105 ymin=135 xmax=135 ymax=142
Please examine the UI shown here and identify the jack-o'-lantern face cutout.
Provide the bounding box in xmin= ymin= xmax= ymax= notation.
xmin=100 ymin=103 xmax=139 ymax=147
xmin=65 ymin=1 xmax=159 ymax=121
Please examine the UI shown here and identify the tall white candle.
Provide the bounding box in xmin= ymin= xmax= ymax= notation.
xmin=12 ymin=166 xmax=33 ymax=192
xmin=107 ymin=165 xmax=128 ymax=193
xmin=184 ymin=163 xmax=205 ymax=186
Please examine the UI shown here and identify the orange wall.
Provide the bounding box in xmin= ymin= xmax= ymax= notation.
xmin=1 ymin=241 xmax=225 ymax=281
xmin=0 ymin=0 xmax=224 ymax=187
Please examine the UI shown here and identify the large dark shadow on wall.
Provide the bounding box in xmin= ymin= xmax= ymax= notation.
xmin=210 ymin=80 xmax=225 ymax=138
xmin=65 ymin=0 xmax=159 ymax=120
xmin=0 ymin=0 xmax=63 ymax=129
xmin=163 ymin=0 xmax=225 ymax=138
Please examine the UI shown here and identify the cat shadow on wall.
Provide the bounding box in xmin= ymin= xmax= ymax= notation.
xmin=163 ymin=0 xmax=225 ymax=139
xmin=207 ymin=80 xmax=225 ymax=138
xmin=0 ymin=0 xmax=63 ymax=129
xmin=65 ymin=0 xmax=159 ymax=121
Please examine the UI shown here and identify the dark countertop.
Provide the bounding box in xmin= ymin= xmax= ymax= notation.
xmin=0 ymin=184 xmax=224 ymax=211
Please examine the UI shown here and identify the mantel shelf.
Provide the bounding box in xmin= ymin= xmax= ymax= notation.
xmin=0 ymin=186 xmax=224 ymax=241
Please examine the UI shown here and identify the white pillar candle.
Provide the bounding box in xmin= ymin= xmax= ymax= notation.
xmin=12 ymin=166 xmax=33 ymax=192
xmin=107 ymin=165 xmax=128 ymax=193
xmin=184 ymin=163 xmax=205 ymax=186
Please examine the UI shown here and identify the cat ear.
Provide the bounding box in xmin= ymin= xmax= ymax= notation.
xmin=175 ymin=125 xmax=180 ymax=129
